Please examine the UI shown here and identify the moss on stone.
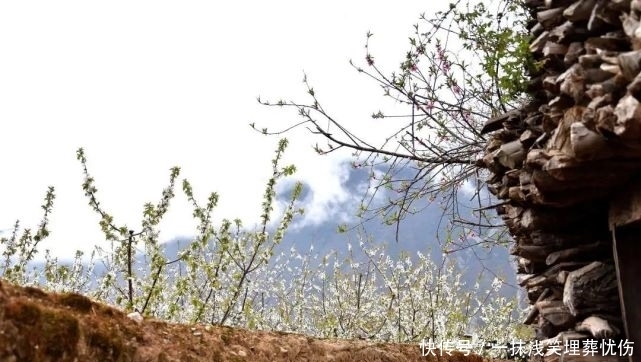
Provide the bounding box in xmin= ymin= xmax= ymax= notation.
xmin=3 ymin=298 xmax=80 ymax=361
xmin=220 ymin=328 xmax=232 ymax=345
xmin=4 ymin=299 xmax=42 ymax=325
xmin=23 ymin=285 xmax=48 ymax=299
xmin=39 ymin=308 xmax=80 ymax=359
xmin=86 ymin=327 xmax=124 ymax=362
xmin=57 ymin=292 xmax=93 ymax=313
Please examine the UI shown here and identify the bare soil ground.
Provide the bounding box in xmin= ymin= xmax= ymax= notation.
xmin=0 ymin=279 xmax=511 ymax=362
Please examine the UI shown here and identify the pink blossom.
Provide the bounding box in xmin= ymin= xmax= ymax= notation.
xmin=366 ymin=54 xmax=374 ymax=66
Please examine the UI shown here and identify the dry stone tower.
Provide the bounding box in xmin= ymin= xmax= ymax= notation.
xmin=480 ymin=0 xmax=641 ymax=360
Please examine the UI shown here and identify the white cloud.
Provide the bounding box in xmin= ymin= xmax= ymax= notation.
xmin=288 ymin=159 xmax=354 ymax=229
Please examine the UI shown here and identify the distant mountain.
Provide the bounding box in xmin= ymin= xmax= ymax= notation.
xmin=162 ymin=160 xmax=517 ymax=297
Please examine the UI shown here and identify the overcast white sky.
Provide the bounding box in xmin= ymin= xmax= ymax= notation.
xmin=0 ymin=1 xmax=444 ymax=259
